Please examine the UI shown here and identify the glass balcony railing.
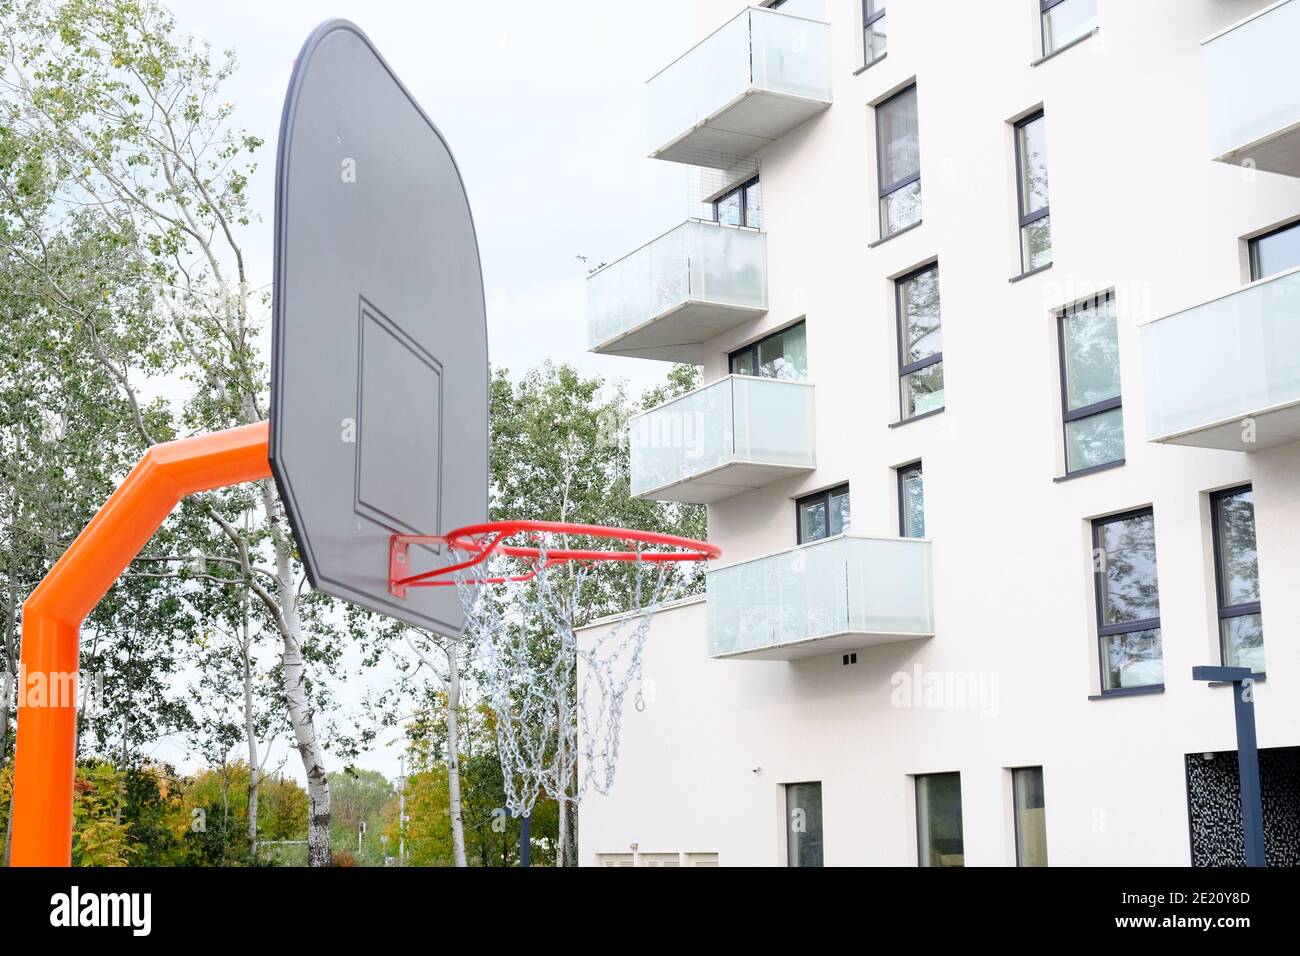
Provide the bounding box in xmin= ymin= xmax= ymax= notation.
xmin=1141 ymin=266 xmax=1300 ymax=450
xmin=707 ymin=535 xmax=935 ymax=660
xmin=646 ymin=4 xmax=832 ymax=167
xmin=587 ymin=220 xmax=767 ymax=363
xmin=629 ymin=375 xmax=815 ymax=502
xmin=1204 ymin=0 xmax=1300 ymax=176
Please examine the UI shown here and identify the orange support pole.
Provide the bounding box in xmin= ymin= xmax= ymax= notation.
xmin=9 ymin=423 xmax=271 ymax=866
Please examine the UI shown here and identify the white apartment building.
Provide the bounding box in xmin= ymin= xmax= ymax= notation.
xmin=579 ymin=0 xmax=1300 ymax=866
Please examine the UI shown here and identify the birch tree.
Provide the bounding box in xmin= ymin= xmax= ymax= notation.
xmin=403 ymin=631 xmax=469 ymax=867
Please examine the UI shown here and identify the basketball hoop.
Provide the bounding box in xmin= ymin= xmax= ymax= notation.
xmin=388 ymin=520 xmax=719 ymax=818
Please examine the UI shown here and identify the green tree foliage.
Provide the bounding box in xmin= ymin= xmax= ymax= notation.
xmin=328 ymin=768 xmax=397 ymax=866
xmin=71 ymin=762 xmax=133 ymax=866
xmin=390 ymin=701 xmax=559 ymax=867
xmin=182 ymin=760 xmax=307 ymax=866
xmin=0 ymin=758 xmax=311 ymax=867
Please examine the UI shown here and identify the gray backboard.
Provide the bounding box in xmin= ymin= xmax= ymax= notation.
xmin=270 ymin=20 xmax=488 ymax=635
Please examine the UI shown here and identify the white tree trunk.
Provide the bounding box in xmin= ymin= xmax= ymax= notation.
xmin=2 ymin=555 xmax=16 ymax=766
xmin=266 ymin=484 xmax=331 ymax=867
xmin=445 ymin=644 xmax=468 ymax=868
xmin=242 ymin=623 xmax=261 ymax=862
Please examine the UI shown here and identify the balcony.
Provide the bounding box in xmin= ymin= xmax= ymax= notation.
xmin=646 ymin=4 xmax=832 ymax=169
xmin=707 ymin=535 xmax=935 ymax=661
xmin=1205 ymin=0 xmax=1300 ymax=177
xmin=587 ymin=220 xmax=767 ymax=363
xmin=629 ymin=375 xmax=815 ymax=503
xmin=1141 ymin=267 xmax=1300 ymax=450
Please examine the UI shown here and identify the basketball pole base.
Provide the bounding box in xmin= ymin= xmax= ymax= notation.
xmin=518 ymin=811 xmax=531 ymax=868
xmin=9 ymin=423 xmax=272 ymax=866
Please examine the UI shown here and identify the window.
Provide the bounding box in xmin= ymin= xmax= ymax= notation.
xmin=1041 ymin=0 xmax=1097 ymax=57
xmin=876 ymin=85 xmax=921 ymax=237
xmin=1012 ymin=767 xmax=1048 ymax=867
xmin=729 ymin=321 xmax=807 ymax=380
xmin=896 ymin=262 xmax=943 ymax=419
xmin=1249 ymin=221 xmax=1300 ymax=280
xmin=1058 ymin=292 xmax=1123 ymax=474
xmin=916 ymin=773 xmax=963 ymax=867
xmin=1211 ymin=486 xmax=1264 ymax=674
xmin=863 ymin=1 xmax=886 ymax=64
xmin=898 ymin=462 xmax=925 ymax=538
xmin=785 ymin=782 xmax=823 ymax=867
xmin=797 ymin=484 xmax=850 ymax=543
xmin=712 ymin=176 xmax=762 ymax=230
xmin=1014 ymin=112 xmax=1051 ymax=273
xmin=1092 ymin=509 xmax=1162 ymax=692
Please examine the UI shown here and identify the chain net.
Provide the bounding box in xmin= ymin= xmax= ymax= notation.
xmin=449 ymin=532 xmax=699 ymax=818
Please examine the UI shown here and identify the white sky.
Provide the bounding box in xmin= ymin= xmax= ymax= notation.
xmin=146 ymin=0 xmax=698 ymax=783
xmin=173 ymin=0 xmax=695 ymax=394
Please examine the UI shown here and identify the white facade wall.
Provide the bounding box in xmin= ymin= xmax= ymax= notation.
xmin=580 ymin=0 xmax=1300 ymax=865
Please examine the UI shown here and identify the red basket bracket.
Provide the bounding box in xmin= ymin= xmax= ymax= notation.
xmin=388 ymin=521 xmax=720 ymax=599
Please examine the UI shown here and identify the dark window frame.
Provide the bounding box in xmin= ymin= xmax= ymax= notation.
xmin=728 ymin=319 xmax=806 ymax=378
xmin=1210 ymin=484 xmax=1264 ymax=670
xmin=895 ymin=261 xmax=944 ymax=420
xmin=712 ymin=175 xmax=761 ymax=230
xmin=914 ymin=771 xmax=964 ymax=868
xmin=862 ymin=0 xmax=886 ymax=64
xmin=1014 ymin=111 xmax=1051 ymax=274
xmin=1091 ymin=507 xmax=1162 ymax=695
xmin=784 ymin=780 xmax=824 ymax=868
xmin=875 ymin=84 xmax=921 ymax=236
xmin=796 ymin=483 xmax=850 ymax=545
xmin=1056 ymin=291 xmax=1122 ymax=474
xmin=1011 ymin=766 xmax=1047 ymax=867
xmin=897 ymin=461 xmax=924 ymax=538
xmin=1040 ymin=0 xmax=1092 ymax=57
xmin=1248 ymin=220 xmax=1300 ymax=281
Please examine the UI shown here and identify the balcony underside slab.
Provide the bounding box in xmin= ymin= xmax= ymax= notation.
xmin=652 ymin=90 xmax=830 ymax=168
xmin=636 ymin=460 xmax=812 ymax=504
xmin=591 ymin=300 xmax=765 ymax=363
xmin=713 ymin=629 xmax=932 ymax=662
xmin=1154 ymin=401 xmax=1300 ymax=451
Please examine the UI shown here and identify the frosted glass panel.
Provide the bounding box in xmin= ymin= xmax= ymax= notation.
xmin=646 ymin=7 xmax=831 ymax=155
xmin=731 ymin=376 xmax=816 ymax=467
xmin=750 ymin=5 xmax=833 ymax=102
xmin=707 ymin=536 xmax=934 ymax=657
xmin=629 ymin=377 xmax=814 ymax=496
xmin=690 ymin=220 xmax=768 ymax=313
xmin=587 ymin=221 xmax=767 ymax=349
xmin=629 ymin=376 xmax=733 ymax=495
xmin=1141 ymin=268 xmax=1300 ymax=440
xmin=1204 ymin=0 xmax=1300 ymax=161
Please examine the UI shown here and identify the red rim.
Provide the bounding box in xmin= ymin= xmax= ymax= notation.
xmin=389 ymin=519 xmax=721 ymax=590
